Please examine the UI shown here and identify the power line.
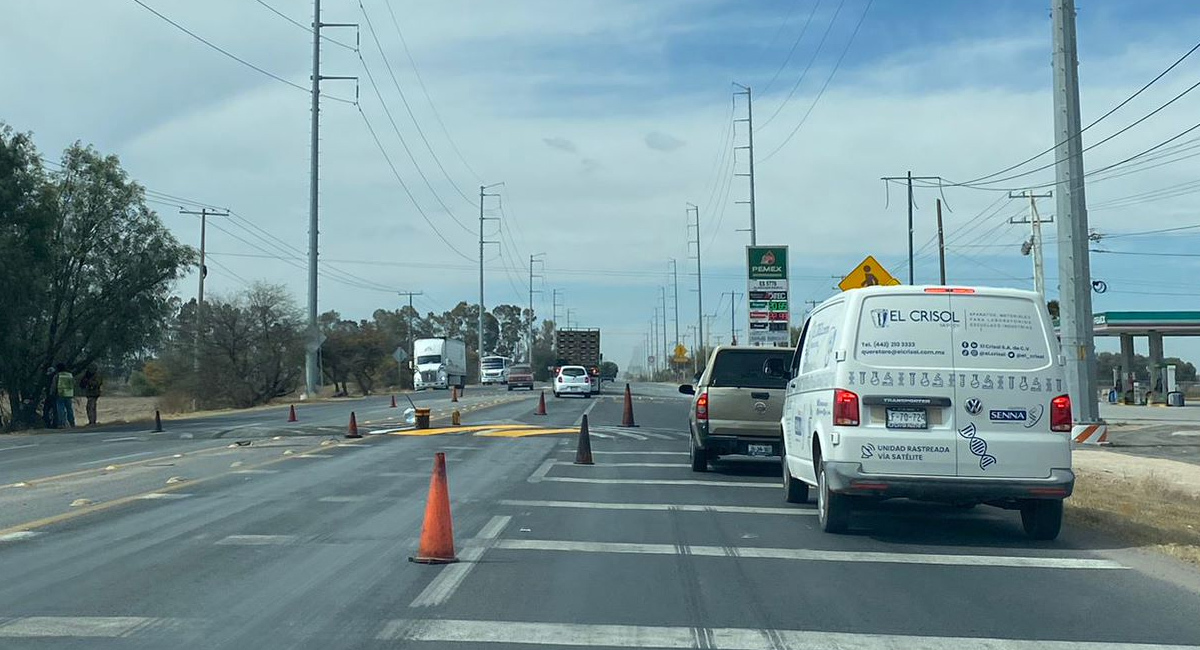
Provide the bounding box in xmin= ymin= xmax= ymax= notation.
xmin=756 ymin=0 xmax=848 ymax=131
xmin=381 ymin=0 xmax=482 ymax=183
xmin=758 ymin=0 xmax=823 ymax=97
xmin=358 ymin=0 xmax=478 ymax=208
xmin=758 ymin=0 xmax=872 ymax=163
xmin=130 ymin=0 xmax=353 ymax=103
xmin=252 ymin=0 xmax=356 ymax=50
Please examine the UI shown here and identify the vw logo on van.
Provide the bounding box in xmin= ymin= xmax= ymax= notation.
xmin=964 ymin=398 xmax=983 ymax=415
xmin=870 ymin=309 xmax=891 ymax=328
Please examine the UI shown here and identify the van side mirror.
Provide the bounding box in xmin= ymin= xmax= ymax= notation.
xmin=764 ymin=358 xmax=788 ymax=378
xmin=679 ymin=384 xmax=695 ymax=396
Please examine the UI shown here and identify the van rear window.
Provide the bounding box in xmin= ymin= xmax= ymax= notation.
xmin=952 ymin=295 xmax=1052 ymax=371
xmin=708 ymin=349 xmax=790 ymax=389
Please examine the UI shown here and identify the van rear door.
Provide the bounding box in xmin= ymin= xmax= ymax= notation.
xmin=948 ymin=292 xmax=1067 ymax=479
xmin=851 ymin=293 xmax=959 ymax=476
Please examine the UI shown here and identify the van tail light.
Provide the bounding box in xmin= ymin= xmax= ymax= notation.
xmin=834 ymin=389 xmax=860 ymax=426
xmin=696 ymin=391 xmax=709 ymax=421
xmin=1050 ymin=394 xmax=1072 ymax=432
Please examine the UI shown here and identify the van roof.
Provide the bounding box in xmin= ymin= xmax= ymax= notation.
xmin=710 ymin=345 xmax=794 ymax=352
xmin=817 ymin=284 xmax=1042 ymax=309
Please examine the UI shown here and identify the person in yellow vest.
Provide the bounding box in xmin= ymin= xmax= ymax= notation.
xmin=53 ymin=363 xmax=76 ymax=429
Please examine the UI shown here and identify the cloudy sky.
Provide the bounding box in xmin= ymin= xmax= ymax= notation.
xmin=5 ymin=0 xmax=1200 ymax=371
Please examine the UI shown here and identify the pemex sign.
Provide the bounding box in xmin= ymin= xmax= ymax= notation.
xmin=747 ymin=246 xmax=790 ymax=347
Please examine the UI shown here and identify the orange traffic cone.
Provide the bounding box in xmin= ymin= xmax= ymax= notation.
xmin=451 ymin=386 xmax=459 ymax=402
xmin=152 ymin=410 xmax=163 ymax=433
xmin=346 ymin=411 xmax=362 ymax=439
xmin=409 ymin=452 xmax=458 ymax=564
xmin=574 ymin=414 xmax=594 ymax=465
xmin=535 ymin=390 xmax=547 ymax=416
xmin=390 ymin=395 xmax=397 ymax=408
xmin=287 ymin=404 xmax=297 ymax=422
xmin=620 ymin=383 xmax=637 ymax=428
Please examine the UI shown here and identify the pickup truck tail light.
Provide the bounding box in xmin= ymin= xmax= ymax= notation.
xmin=696 ymin=391 xmax=709 ymax=421
xmin=1050 ymin=394 xmax=1072 ymax=432
xmin=834 ymin=389 xmax=860 ymax=426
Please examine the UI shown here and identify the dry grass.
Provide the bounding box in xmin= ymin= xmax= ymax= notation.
xmin=1068 ymin=468 xmax=1200 ymax=566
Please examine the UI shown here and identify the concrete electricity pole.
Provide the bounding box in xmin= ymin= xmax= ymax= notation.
xmin=660 ymin=287 xmax=669 ymax=372
xmin=723 ymin=291 xmax=741 ymax=345
xmin=936 ymin=199 xmax=947 ymax=285
xmin=479 ymin=183 xmax=503 ymax=363
xmin=687 ymin=203 xmax=704 ymax=366
xmin=669 ymin=258 xmax=680 ymax=351
xmin=1052 ymin=0 xmax=1100 ymax=425
xmin=528 ymin=254 xmax=545 ymax=363
xmin=305 ymin=0 xmax=357 ymax=398
xmin=397 ymin=291 xmax=422 ymax=387
xmin=880 ymin=172 xmax=943 ymax=285
xmin=733 ymin=83 xmax=758 ymax=245
xmin=1010 ymin=191 xmax=1054 ymax=299
xmin=180 ymin=207 xmax=228 ymax=393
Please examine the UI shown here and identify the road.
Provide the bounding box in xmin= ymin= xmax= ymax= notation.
xmin=0 ymin=382 xmax=1198 ymax=649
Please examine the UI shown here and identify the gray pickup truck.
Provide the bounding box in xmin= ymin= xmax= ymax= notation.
xmin=679 ymin=345 xmax=794 ymax=472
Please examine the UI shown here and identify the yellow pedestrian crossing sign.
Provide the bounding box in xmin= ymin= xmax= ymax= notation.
xmin=839 ymin=255 xmax=901 ymax=291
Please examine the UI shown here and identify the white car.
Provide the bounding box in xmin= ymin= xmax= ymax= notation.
xmin=781 ymin=285 xmax=1073 ymax=540
xmin=554 ymin=366 xmax=592 ymax=398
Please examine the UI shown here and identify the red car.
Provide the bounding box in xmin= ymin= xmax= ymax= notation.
xmin=507 ymin=364 xmax=535 ymax=391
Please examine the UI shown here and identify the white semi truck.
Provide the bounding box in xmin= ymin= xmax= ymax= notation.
xmin=412 ymin=338 xmax=467 ymax=390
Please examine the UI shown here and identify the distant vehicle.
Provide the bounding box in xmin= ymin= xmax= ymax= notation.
xmin=480 ymin=355 xmax=513 ymax=385
xmin=680 ymin=345 xmax=794 ymax=473
xmin=412 ymin=338 xmax=467 ymax=390
xmin=553 ymin=365 xmax=592 ymax=398
xmin=507 ymin=364 xmax=535 ymax=391
xmin=555 ymin=328 xmax=602 ymax=394
xmin=782 ymin=285 xmax=1072 ymax=539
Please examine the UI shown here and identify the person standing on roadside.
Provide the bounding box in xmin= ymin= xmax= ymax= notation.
xmin=53 ymin=363 xmax=76 ymax=429
xmin=80 ymin=366 xmax=102 ymax=426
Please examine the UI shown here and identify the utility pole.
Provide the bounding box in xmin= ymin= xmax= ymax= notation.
xmin=723 ymin=291 xmax=741 ymax=345
xmin=397 ymin=291 xmax=422 ymax=387
xmin=528 ymin=253 xmax=545 ymax=362
xmin=651 ymin=312 xmax=659 ymax=375
xmin=669 ymin=259 xmax=680 ymax=352
xmin=305 ymin=1 xmax=357 ymax=398
xmin=1053 ymin=0 xmax=1099 ymax=426
xmin=566 ymin=308 xmax=576 ymax=330
xmin=936 ymin=199 xmax=947 ymax=285
xmin=181 ymin=207 xmax=228 ymax=409
xmin=687 ymin=202 xmax=704 ymax=366
xmin=880 ymin=172 xmax=942 ymax=284
xmin=733 ymin=83 xmax=758 ymax=245
xmin=660 ymin=287 xmax=669 ymax=372
xmin=551 ymin=288 xmax=563 ymax=353
xmin=479 ymin=183 xmax=503 ymax=363
xmin=1010 ymin=191 xmax=1054 ymax=299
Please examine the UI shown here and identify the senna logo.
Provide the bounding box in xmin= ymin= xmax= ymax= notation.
xmin=989 ymin=409 xmax=1027 ymax=422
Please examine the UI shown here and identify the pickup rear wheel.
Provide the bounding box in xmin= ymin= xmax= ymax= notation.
xmin=817 ymin=462 xmax=851 ymax=533
xmin=689 ymin=436 xmax=708 ymax=472
xmin=783 ymin=462 xmax=810 ymax=504
xmin=1020 ymin=499 xmax=1063 ymax=540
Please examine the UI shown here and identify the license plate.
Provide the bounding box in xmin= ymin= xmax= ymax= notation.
xmin=747 ymin=443 xmax=774 ymax=457
xmin=886 ymin=407 xmax=927 ymax=430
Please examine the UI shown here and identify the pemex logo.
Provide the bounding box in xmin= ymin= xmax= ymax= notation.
xmin=760 ymin=250 xmax=776 ymax=266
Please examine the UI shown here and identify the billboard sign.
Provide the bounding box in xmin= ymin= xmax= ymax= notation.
xmin=746 ymin=246 xmax=790 ymax=347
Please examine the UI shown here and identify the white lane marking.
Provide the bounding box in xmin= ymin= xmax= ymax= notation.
xmin=542 ymin=477 xmax=775 ymax=489
xmin=590 ymin=432 xmax=615 ymax=439
xmin=1170 ymin=430 xmax=1200 ymax=437
xmin=527 ymin=457 xmax=557 ymax=484
xmin=290 ymin=453 xmax=335 ymax=458
xmin=103 ymin=436 xmax=141 ymax=443
xmin=215 ymin=535 xmax=297 ymax=546
xmin=638 ymin=432 xmax=677 ymax=440
xmin=378 ymin=618 xmax=1196 ymax=648
xmin=319 ymin=496 xmax=371 ymax=503
xmin=0 ymin=444 xmax=38 ymax=453
xmin=0 ymin=616 xmax=160 ymax=638
xmin=137 ymin=493 xmax=193 ymax=500
xmin=78 ymin=451 xmax=155 ymax=466
xmin=554 ymin=461 xmax=683 ymax=468
xmin=500 ymin=500 xmax=813 ymax=516
xmin=410 ymin=515 xmax=512 ymax=608
xmin=573 ymin=398 xmax=602 ymax=427
xmin=557 ymin=450 xmax=689 ymax=456
xmin=608 ymin=430 xmax=649 ymax=440
xmin=233 ymin=469 xmax=280 ymax=475
xmin=493 ymin=539 xmax=1126 ymax=570
xmin=0 ymin=531 xmax=44 ymax=542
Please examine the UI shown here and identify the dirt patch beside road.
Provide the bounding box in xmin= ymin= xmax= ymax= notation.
xmin=1070 ymin=449 xmax=1200 ymax=567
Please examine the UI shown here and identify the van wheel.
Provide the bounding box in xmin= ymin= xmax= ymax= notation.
xmin=817 ymin=462 xmax=851 ymax=533
xmin=783 ymin=462 xmax=809 ymax=504
xmin=689 ymin=437 xmax=708 ymax=473
xmin=1020 ymin=499 xmax=1063 ymax=540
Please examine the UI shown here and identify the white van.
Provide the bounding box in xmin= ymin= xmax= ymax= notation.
xmin=781 ymin=286 xmax=1073 ymax=539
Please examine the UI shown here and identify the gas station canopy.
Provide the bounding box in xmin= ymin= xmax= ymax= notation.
xmin=1092 ymin=311 xmax=1200 ymax=337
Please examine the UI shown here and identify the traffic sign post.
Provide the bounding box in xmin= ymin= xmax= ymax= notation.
xmin=838 ymin=255 xmax=901 ymax=292
xmin=747 ymin=246 xmax=790 ymax=347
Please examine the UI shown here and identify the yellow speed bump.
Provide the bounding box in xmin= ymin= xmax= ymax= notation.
xmin=392 ymin=424 xmax=528 ymax=437
xmin=476 ymin=427 xmax=579 ymax=438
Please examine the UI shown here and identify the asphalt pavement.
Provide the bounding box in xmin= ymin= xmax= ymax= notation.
xmin=0 ymin=381 xmax=1198 ymax=649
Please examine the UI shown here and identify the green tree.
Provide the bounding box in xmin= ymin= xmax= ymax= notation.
xmin=599 ymin=361 xmax=619 ymax=379
xmin=0 ymin=130 xmax=193 ymax=428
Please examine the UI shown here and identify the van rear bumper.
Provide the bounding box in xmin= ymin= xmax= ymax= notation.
xmin=824 ymin=462 xmax=1074 ymax=501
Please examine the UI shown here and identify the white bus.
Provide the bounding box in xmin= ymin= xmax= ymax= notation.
xmin=480 ymin=355 xmax=513 ymax=385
